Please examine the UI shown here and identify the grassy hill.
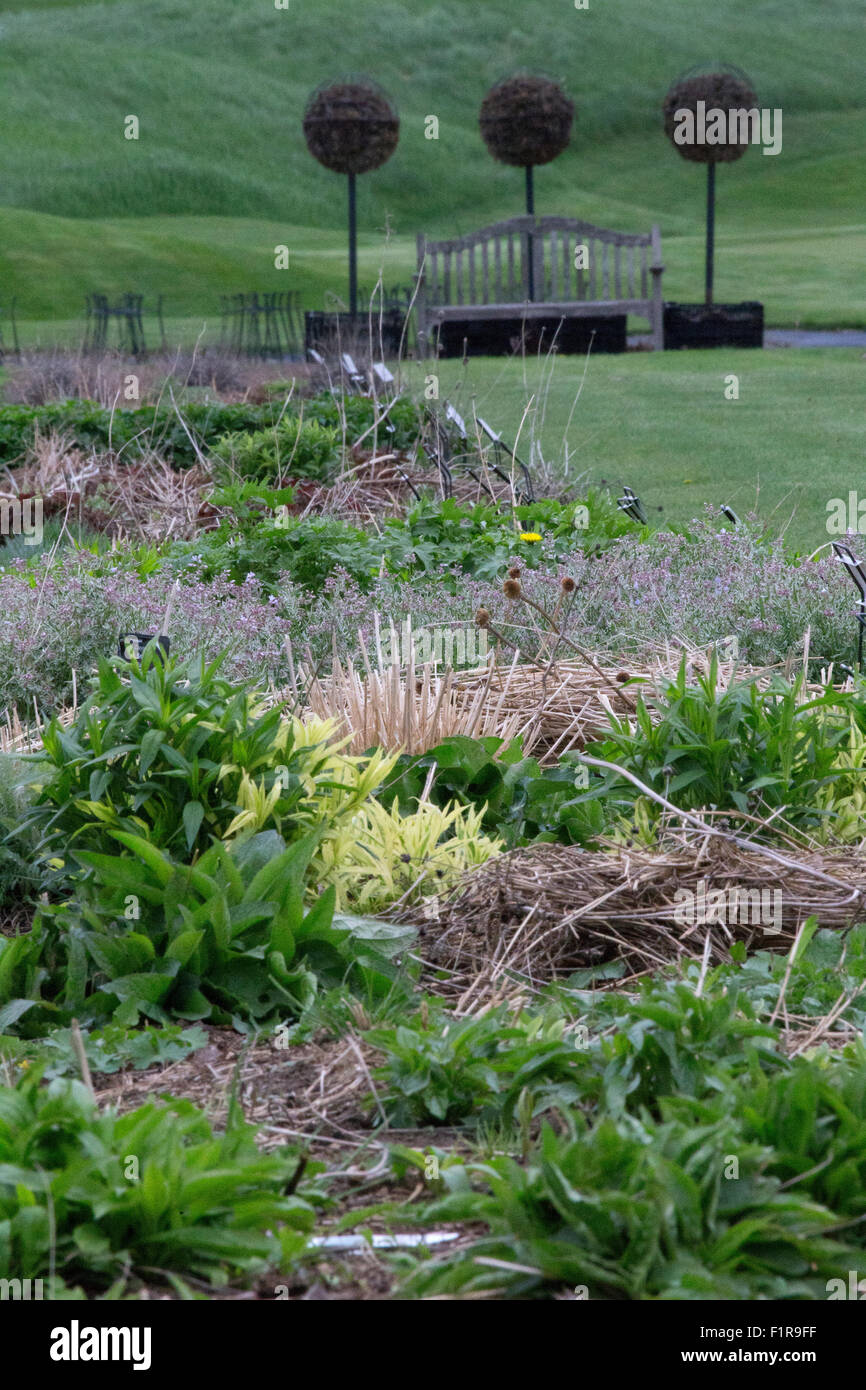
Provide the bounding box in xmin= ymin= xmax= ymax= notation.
xmin=0 ymin=0 xmax=863 ymax=331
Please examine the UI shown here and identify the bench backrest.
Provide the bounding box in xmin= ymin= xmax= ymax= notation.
xmin=417 ymin=216 xmax=661 ymax=306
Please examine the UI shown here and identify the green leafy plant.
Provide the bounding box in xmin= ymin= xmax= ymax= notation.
xmin=173 ymin=513 xmax=386 ymax=594
xmin=318 ymin=798 xmax=502 ymax=914
xmin=390 ymin=946 xmax=866 ymax=1299
xmin=582 ymin=657 xmax=855 ymax=834
xmin=23 ymin=650 xmax=328 ymax=869
xmin=6 ymin=828 xmax=408 ymax=1030
xmin=382 ymin=735 xmax=611 ymax=848
xmin=0 ymin=1067 xmax=320 ymax=1295
xmin=210 ymin=415 xmax=340 ymax=485
xmin=403 ymin=1095 xmax=864 ymax=1300
xmin=366 ymin=1004 xmax=588 ymax=1127
xmin=0 ymin=1022 xmax=208 ymax=1078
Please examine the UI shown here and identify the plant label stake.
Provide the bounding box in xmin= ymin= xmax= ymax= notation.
xmin=118 ymin=579 xmax=178 ymax=665
xmin=476 ymin=415 xmax=535 ymax=503
xmin=118 ymin=633 xmax=170 ymax=663
xmin=617 ymin=486 xmax=647 ymax=525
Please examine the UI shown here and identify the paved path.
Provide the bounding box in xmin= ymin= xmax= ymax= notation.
xmin=628 ymin=329 xmax=866 ymax=349
xmin=764 ymin=329 xmax=866 ymax=348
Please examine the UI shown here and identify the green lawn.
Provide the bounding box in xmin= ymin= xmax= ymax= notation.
xmin=403 ymin=348 xmax=866 ymax=554
xmin=0 ymin=0 xmax=863 ymax=328
xmin=2 ymin=211 xmax=864 ymax=332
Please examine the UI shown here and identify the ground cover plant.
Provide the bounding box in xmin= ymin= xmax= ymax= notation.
xmin=0 ymin=1067 xmax=320 ymax=1298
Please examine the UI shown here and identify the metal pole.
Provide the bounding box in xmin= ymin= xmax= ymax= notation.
xmin=525 ymin=164 xmax=535 ymax=301
xmin=705 ymin=160 xmax=716 ymax=307
xmin=348 ymin=172 xmax=358 ymax=319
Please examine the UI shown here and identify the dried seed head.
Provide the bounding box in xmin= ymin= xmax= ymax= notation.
xmin=616 ymin=670 xmax=631 ymax=683
xmin=503 ymin=578 xmax=522 ymax=599
xmin=475 ymin=607 xmax=491 ymax=628
xmin=560 ymin=575 xmax=576 ymax=593
xmin=508 ymin=565 xmax=521 ymax=579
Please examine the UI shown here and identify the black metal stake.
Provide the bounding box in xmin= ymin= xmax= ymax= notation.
xmin=348 ymin=172 xmax=358 ymax=319
xmin=525 ymin=164 xmax=535 ymax=301
xmin=705 ymin=161 xmax=716 ymax=307
xmin=832 ymin=541 xmax=866 ymax=674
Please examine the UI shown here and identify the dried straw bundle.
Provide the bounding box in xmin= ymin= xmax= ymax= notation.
xmin=0 ymin=698 xmax=77 ymax=756
xmin=288 ymin=641 xmax=537 ymax=757
xmin=422 ymin=834 xmax=866 ymax=986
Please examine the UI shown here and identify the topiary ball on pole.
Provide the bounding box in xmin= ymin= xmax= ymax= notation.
xmin=663 ymin=65 xmax=758 ymax=306
xmin=303 ymin=79 xmax=400 ymax=318
xmin=479 ymin=73 xmax=574 ymax=299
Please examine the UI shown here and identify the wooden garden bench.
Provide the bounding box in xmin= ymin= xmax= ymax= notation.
xmin=415 ymin=215 xmax=664 ymax=353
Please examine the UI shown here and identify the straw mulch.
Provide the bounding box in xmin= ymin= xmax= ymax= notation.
xmin=420 ymin=834 xmax=866 ymax=990
xmin=452 ymin=656 xmax=637 ymax=759
xmin=1 ymin=433 xmax=215 ymax=542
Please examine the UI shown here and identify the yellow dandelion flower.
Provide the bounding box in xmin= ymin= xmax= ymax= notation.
xmin=519 ymin=531 xmax=542 ymax=542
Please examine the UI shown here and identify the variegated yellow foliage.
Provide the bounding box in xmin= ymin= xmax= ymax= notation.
xmin=316 ymin=798 xmax=503 ymax=914
xmin=219 ymin=713 xmax=502 ymax=908
xmin=816 ymin=717 xmax=866 ymax=845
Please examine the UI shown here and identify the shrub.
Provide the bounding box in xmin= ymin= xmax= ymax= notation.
xmin=173 ymin=513 xmax=385 ymax=594
xmin=0 ymin=548 xmax=301 ymax=719
xmin=210 ymin=416 xmax=341 ymax=485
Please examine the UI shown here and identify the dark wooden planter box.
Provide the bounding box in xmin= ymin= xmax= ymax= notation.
xmin=433 ymin=313 xmax=626 ymax=359
xmin=663 ymin=302 xmax=764 ymax=350
xmin=304 ymin=309 xmax=405 ymax=359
